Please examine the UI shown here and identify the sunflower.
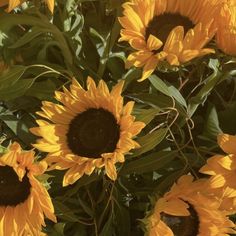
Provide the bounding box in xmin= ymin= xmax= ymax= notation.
xmin=0 ymin=142 xmax=56 ymax=236
xmin=0 ymin=0 xmax=54 ymax=13
xmin=30 ymin=77 xmax=145 ymax=186
xmin=200 ymin=133 xmax=236 ymax=213
xmin=119 ymin=0 xmax=217 ymax=81
xmin=215 ymin=0 xmax=236 ymax=55
xmin=145 ymin=175 xmax=236 ymax=236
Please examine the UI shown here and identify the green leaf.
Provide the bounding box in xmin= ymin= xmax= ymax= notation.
xmin=78 ymin=197 xmax=94 ymax=217
xmin=53 ymin=223 xmax=66 ymax=236
xmin=202 ymin=103 xmax=222 ymax=139
xmin=0 ymin=65 xmax=26 ymax=86
xmin=149 ymin=75 xmax=170 ymax=97
xmin=120 ymin=150 xmax=177 ymax=175
xmin=99 ymin=213 xmax=113 ymax=236
xmin=0 ymin=111 xmax=36 ymax=144
xmin=65 ymin=173 xmax=100 ymax=197
xmin=0 ymin=79 xmax=35 ymax=101
xmin=132 ymin=128 xmax=168 ymax=157
xmin=187 ymin=59 xmax=227 ymax=117
xmin=53 ymin=200 xmax=80 ymax=222
xmin=134 ymin=108 xmax=160 ymax=125
xmin=130 ymin=93 xmax=173 ymax=109
xmin=115 ymin=205 xmax=130 ymax=236
xmin=9 ymin=26 xmax=49 ymax=49
xmin=25 ymin=79 xmax=57 ymax=100
xmin=168 ymin=85 xmax=187 ymax=108
xmin=123 ymin=68 xmax=142 ymax=90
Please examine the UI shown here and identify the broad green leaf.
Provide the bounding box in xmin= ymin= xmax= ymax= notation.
xmin=0 ymin=145 xmax=7 ymax=154
xmin=132 ymin=128 xmax=168 ymax=157
xmin=0 ymin=79 xmax=34 ymax=100
xmin=187 ymin=59 xmax=227 ymax=117
xmin=99 ymin=213 xmax=113 ymax=236
xmin=78 ymin=197 xmax=94 ymax=217
xmin=130 ymin=93 xmax=173 ymax=109
xmin=65 ymin=173 xmax=100 ymax=197
xmin=52 ymin=223 xmax=65 ymax=236
xmin=25 ymin=79 xmax=57 ymax=100
xmin=115 ymin=205 xmax=130 ymax=236
xmin=0 ymin=65 xmax=26 ymax=86
xmin=120 ymin=150 xmax=177 ymax=175
xmin=219 ymin=101 xmax=236 ymax=134
xmin=134 ymin=108 xmax=160 ymax=125
xmin=53 ymin=200 xmax=79 ymax=222
xmin=9 ymin=26 xmax=49 ymax=49
xmin=149 ymin=75 xmax=170 ymax=97
xmin=168 ymin=85 xmax=187 ymax=108
xmin=202 ymin=103 xmax=222 ymax=139
xmin=123 ymin=68 xmax=142 ymax=90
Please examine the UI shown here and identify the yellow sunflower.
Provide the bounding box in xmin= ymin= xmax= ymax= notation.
xmin=30 ymin=77 xmax=145 ymax=186
xmin=0 ymin=0 xmax=54 ymax=13
xmin=200 ymin=133 xmax=236 ymax=213
xmin=145 ymin=175 xmax=236 ymax=236
xmin=119 ymin=0 xmax=217 ymax=81
xmin=0 ymin=142 xmax=56 ymax=236
xmin=215 ymin=0 xmax=236 ymax=55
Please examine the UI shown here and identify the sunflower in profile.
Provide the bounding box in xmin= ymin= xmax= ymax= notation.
xmin=30 ymin=77 xmax=145 ymax=186
xmin=0 ymin=0 xmax=54 ymax=13
xmin=0 ymin=142 xmax=56 ymax=236
xmin=145 ymin=175 xmax=236 ymax=236
xmin=200 ymin=133 xmax=236 ymax=213
xmin=215 ymin=0 xmax=236 ymax=55
xmin=119 ymin=0 xmax=217 ymax=81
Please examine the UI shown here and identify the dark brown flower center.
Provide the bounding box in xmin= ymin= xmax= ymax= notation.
xmin=0 ymin=166 xmax=31 ymax=206
xmin=67 ymin=108 xmax=120 ymax=158
xmin=161 ymin=203 xmax=199 ymax=236
xmin=145 ymin=13 xmax=194 ymax=52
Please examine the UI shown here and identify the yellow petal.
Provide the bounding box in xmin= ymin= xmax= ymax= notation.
xmin=210 ymin=174 xmax=226 ymax=188
xmin=166 ymin=54 xmax=179 ymax=66
xmin=130 ymin=38 xmax=146 ymax=50
xmin=6 ymin=0 xmax=23 ymax=12
xmin=218 ymin=133 xmax=236 ymax=154
xmin=164 ymin=26 xmax=184 ymax=53
xmin=138 ymin=57 xmax=158 ymax=82
xmin=155 ymin=220 xmax=174 ymax=236
xmin=105 ymin=159 xmax=117 ymax=180
xmin=163 ymin=199 xmax=190 ymax=216
xmin=147 ymin=34 xmax=163 ymax=51
xmin=63 ymin=164 xmax=86 ymax=186
xmin=46 ymin=0 xmax=54 ymax=13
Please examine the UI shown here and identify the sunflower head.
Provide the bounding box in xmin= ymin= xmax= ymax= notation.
xmin=0 ymin=142 xmax=56 ymax=236
xmin=145 ymin=175 xmax=236 ymax=236
xmin=0 ymin=0 xmax=54 ymax=13
xmin=215 ymin=0 xmax=236 ymax=56
xmin=200 ymin=133 xmax=236 ymax=213
xmin=119 ymin=0 xmax=217 ymax=81
xmin=30 ymin=77 xmax=145 ymax=186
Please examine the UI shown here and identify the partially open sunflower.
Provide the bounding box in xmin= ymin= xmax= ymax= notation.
xmin=0 ymin=0 xmax=54 ymax=13
xmin=30 ymin=77 xmax=145 ymax=186
xmin=0 ymin=142 xmax=56 ymax=236
xmin=119 ymin=0 xmax=217 ymax=81
xmin=215 ymin=0 xmax=236 ymax=55
xmin=145 ymin=175 xmax=236 ymax=236
xmin=200 ymin=133 xmax=236 ymax=213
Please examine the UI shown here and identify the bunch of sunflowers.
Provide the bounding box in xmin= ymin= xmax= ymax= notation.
xmin=1 ymin=0 xmax=236 ymax=235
